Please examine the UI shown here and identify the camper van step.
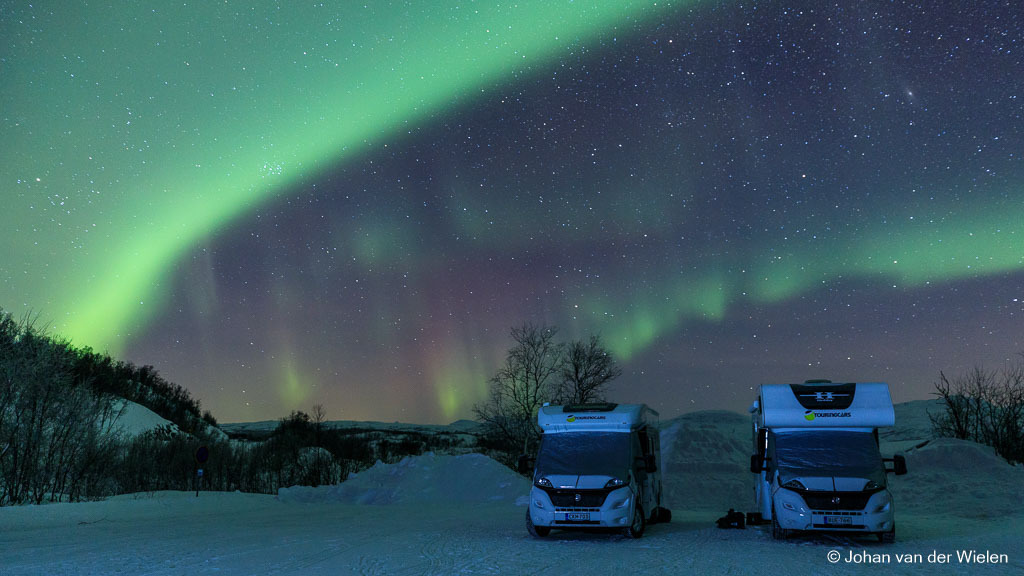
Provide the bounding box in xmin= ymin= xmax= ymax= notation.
xmin=812 ymin=523 xmax=866 ymax=530
xmin=561 ymin=403 xmax=619 ymax=413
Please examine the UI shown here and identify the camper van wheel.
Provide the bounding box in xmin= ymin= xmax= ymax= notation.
xmin=878 ymin=527 xmax=895 ymax=544
xmin=624 ymin=503 xmax=646 ymax=538
xmin=525 ymin=510 xmax=550 ymax=538
xmin=770 ymin=503 xmax=790 ymax=540
xmin=652 ymin=507 xmax=672 ymax=524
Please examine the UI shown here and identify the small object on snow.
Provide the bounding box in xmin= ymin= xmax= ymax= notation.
xmin=746 ymin=512 xmax=766 ymax=526
xmin=716 ymin=508 xmax=745 ymax=529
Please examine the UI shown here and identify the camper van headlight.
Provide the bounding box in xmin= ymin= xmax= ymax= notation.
xmin=864 ymin=480 xmax=884 ymax=492
xmin=781 ymin=479 xmax=806 ymax=491
xmin=534 ymin=477 xmax=553 ymax=489
xmin=872 ymin=491 xmax=892 ymax=514
xmin=604 ymin=477 xmax=626 ymax=489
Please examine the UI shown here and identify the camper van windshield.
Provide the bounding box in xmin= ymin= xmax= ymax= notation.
xmin=535 ymin=432 xmax=631 ymax=478
xmin=774 ymin=430 xmax=886 ymax=485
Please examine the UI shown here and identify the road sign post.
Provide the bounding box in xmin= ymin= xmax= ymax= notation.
xmin=195 ymin=446 xmax=209 ymax=497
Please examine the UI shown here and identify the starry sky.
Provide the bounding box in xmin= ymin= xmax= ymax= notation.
xmin=2 ymin=1 xmax=1022 ymax=424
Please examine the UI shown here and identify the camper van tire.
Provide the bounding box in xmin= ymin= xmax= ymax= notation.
xmin=525 ymin=510 xmax=550 ymax=538
xmin=624 ymin=501 xmax=646 ymax=538
xmin=878 ymin=527 xmax=896 ymax=544
xmin=770 ymin=501 xmax=790 ymax=540
xmin=652 ymin=506 xmax=672 ymax=523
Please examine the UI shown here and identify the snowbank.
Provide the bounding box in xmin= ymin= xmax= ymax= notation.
xmin=892 ymin=437 xmax=1023 ymax=518
xmin=111 ymin=400 xmax=228 ymax=440
xmin=113 ymin=400 xmax=177 ymax=438
xmin=277 ymin=452 xmax=529 ymax=505
xmin=660 ymin=410 xmax=751 ymax=512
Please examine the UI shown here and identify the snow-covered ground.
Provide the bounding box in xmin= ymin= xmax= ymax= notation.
xmin=111 ymin=400 xmax=178 ymax=438
xmin=2 ymin=402 xmax=1021 ymax=575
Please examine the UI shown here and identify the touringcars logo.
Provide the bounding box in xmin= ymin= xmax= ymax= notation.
xmin=805 ymin=410 xmax=852 ymax=421
xmin=566 ymin=415 xmax=607 ymax=423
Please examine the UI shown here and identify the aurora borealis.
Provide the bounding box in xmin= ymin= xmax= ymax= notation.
xmin=2 ymin=1 xmax=1022 ymax=423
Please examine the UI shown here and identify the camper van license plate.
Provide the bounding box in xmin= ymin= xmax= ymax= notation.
xmin=565 ymin=512 xmax=591 ymax=522
xmin=824 ymin=516 xmax=852 ymax=526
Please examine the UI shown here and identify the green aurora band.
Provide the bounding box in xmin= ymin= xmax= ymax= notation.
xmin=3 ymin=1 xmax=1023 ymax=421
xmin=588 ymin=199 xmax=1024 ymax=361
xmin=2 ymin=0 xmax=686 ymax=353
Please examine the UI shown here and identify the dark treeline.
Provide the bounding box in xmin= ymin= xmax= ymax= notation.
xmin=109 ymin=410 xmax=469 ymax=496
xmin=0 ymin=312 xmax=123 ymax=505
xmin=73 ymin=347 xmax=216 ymax=432
xmin=1 ymin=308 xmax=474 ymax=505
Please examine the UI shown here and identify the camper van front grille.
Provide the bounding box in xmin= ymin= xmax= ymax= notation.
xmin=540 ymin=488 xmax=612 ymax=508
xmin=554 ymin=507 xmax=601 ymax=513
xmin=797 ymin=491 xmax=873 ymax=511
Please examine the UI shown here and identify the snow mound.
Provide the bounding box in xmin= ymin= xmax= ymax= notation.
xmin=111 ymin=400 xmax=227 ymax=440
xmin=113 ymin=400 xmax=177 ymax=438
xmin=660 ymin=410 xmax=751 ymax=512
xmin=277 ymin=452 xmax=529 ymax=505
xmin=892 ymin=437 xmax=1023 ymax=518
xmin=905 ymin=437 xmax=1010 ymax=472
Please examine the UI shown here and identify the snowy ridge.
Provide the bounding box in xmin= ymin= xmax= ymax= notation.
xmin=277 ymin=452 xmax=529 ymax=505
xmin=111 ymin=399 xmax=228 ymax=440
xmin=111 ymin=400 xmax=177 ymax=438
xmin=660 ymin=410 xmax=752 ymax=512
xmin=894 ymin=437 xmax=1024 ymax=518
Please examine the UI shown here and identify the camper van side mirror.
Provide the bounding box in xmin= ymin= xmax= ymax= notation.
xmin=884 ymin=454 xmax=907 ymax=475
xmin=893 ymin=454 xmax=907 ymax=476
xmin=750 ymin=454 xmax=767 ymax=473
xmin=517 ymin=454 xmax=535 ymax=474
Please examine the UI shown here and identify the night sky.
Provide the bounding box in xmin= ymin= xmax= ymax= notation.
xmin=3 ymin=1 xmax=1022 ymax=424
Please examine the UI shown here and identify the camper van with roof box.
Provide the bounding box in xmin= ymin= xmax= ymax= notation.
xmin=519 ymin=403 xmax=670 ymax=538
xmin=749 ymin=380 xmax=908 ymax=542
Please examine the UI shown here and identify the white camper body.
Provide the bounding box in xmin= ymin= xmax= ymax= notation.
xmin=525 ymin=403 xmax=667 ymax=538
xmin=750 ymin=381 xmax=906 ymax=542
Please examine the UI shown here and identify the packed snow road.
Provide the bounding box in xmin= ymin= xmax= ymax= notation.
xmin=1 ymin=492 xmax=1020 ymax=575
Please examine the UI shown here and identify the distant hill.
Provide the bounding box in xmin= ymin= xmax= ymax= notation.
xmin=220 ymin=418 xmax=482 ymax=442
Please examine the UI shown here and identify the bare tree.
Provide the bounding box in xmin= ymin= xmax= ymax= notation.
xmin=559 ymin=334 xmax=622 ymax=405
xmin=931 ymin=359 xmax=1024 ymax=464
xmin=474 ymin=324 xmax=563 ymax=459
xmin=310 ymin=403 xmax=328 ymax=487
xmin=0 ymin=311 xmax=124 ymax=505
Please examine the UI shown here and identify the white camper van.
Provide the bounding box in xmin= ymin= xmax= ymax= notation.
xmin=749 ymin=380 xmax=907 ymax=542
xmin=521 ymin=403 xmax=669 ymax=538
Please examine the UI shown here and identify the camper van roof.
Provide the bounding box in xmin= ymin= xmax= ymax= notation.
xmin=538 ymin=403 xmax=657 ymax=433
xmin=757 ymin=381 xmax=895 ymax=428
